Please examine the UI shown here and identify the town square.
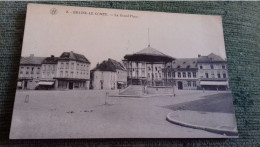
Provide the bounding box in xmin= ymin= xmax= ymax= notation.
xmin=10 ymin=89 xmax=237 ymax=138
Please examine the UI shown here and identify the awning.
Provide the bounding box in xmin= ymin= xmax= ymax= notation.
xmin=17 ymin=81 xmax=22 ymax=87
xmin=117 ymin=81 xmax=125 ymax=84
xmin=38 ymin=81 xmax=54 ymax=86
xmin=200 ymin=81 xmax=228 ymax=86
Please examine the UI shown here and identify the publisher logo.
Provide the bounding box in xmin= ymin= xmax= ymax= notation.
xmin=50 ymin=8 xmax=58 ymax=15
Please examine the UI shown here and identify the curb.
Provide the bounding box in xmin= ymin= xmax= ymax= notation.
xmin=166 ymin=112 xmax=238 ymax=136
xmin=109 ymin=94 xmax=175 ymax=98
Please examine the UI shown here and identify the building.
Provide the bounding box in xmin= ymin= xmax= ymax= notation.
xmin=17 ymin=54 xmax=46 ymax=89
xmin=91 ymin=58 xmax=127 ymax=90
xmin=197 ymin=53 xmax=229 ymax=90
xmin=54 ymin=51 xmax=91 ymax=90
xmin=123 ymin=45 xmax=175 ymax=86
xmin=163 ymin=58 xmax=198 ymax=90
xmin=36 ymin=55 xmax=59 ymax=90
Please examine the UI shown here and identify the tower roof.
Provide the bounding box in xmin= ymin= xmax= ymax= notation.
xmin=124 ymin=46 xmax=175 ymax=62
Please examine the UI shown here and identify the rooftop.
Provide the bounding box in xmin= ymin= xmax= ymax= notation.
xmin=172 ymin=58 xmax=198 ymax=69
xmin=92 ymin=58 xmax=126 ymax=72
xmin=124 ymin=45 xmax=175 ymax=62
xmin=42 ymin=55 xmax=59 ymax=64
xmin=59 ymin=51 xmax=90 ymax=64
xmin=20 ymin=55 xmax=46 ymax=65
xmin=198 ymin=53 xmax=225 ymax=63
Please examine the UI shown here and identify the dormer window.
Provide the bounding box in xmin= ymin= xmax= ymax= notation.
xmin=177 ymin=65 xmax=180 ymax=69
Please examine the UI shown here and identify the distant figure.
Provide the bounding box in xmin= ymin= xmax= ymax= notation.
xmin=25 ymin=95 xmax=29 ymax=103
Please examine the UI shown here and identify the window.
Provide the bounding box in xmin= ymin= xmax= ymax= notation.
xmin=21 ymin=67 xmax=24 ymax=69
xmin=65 ymin=71 xmax=69 ymax=77
xmin=205 ymin=73 xmax=209 ymax=78
xmin=148 ymin=67 xmax=151 ymax=71
xmin=178 ymin=72 xmax=181 ymax=78
xmin=60 ymin=71 xmax=63 ymax=77
xmin=26 ymin=71 xmax=29 ymax=75
xmin=172 ymin=72 xmax=175 ymax=78
xmin=222 ymin=65 xmax=226 ymax=69
xmin=27 ymin=67 xmax=29 ymax=69
xmin=188 ymin=81 xmax=191 ymax=87
xmin=77 ymin=64 xmax=79 ymax=70
xmin=155 ymin=73 xmax=158 ymax=79
xmin=188 ymin=72 xmax=191 ymax=78
xmin=71 ymin=72 xmax=74 ymax=77
xmin=61 ymin=63 xmax=64 ymax=69
xmin=223 ymin=73 xmax=226 ymax=78
xmin=66 ymin=63 xmax=69 ymax=69
xmin=20 ymin=71 xmax=23 ymax=74
xmin=218 ymin=74 xmax=221 ymax=78
xmin=168 ymin=72 xmax=171 ymax=77
xmin=193 ymin=72 xmax=196 ymax=78
xmin=200 ymin=65 xmax=203 ymax=69
xmin=183 ymin=72 xmax=186 ymax=78
xmin=193 ymin=81 xmax=196 ymax=87
xmin=210 ymin=64 xmax=214 ymax=69
xmin=155 ymin=67 xmax=158 ymax=71
xmin=211 ymin=71 xmax=215 ymax=78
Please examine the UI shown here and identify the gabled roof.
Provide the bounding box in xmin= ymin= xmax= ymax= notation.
xmin=172 ymin=58 xmax=198 ymax=69
xmin=59 ymin=51 xmax=90 ymax=64
xmin=92 ymin=58 xmax=126 ymax=72
xmin=124 ymin=45 xmax=175 ymax=62
xmin=42 ymin=56 xmax=59 ymax=64
xmin=198 ymin=53 xmax=225 ymax=63
xmin=20 ymin=55 xmax=46 ymax=65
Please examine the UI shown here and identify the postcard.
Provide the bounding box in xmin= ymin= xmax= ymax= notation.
xmin=10 ymin=3 xmax=238 ymax=139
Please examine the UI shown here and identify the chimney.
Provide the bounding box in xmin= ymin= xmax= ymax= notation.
xmin=51 ymin=55 xmax=55 ymax=58
xmin=29 ymin=54 xmax=34 ymax=58
xmin=198 ymin=54 xmax=201 ymax=57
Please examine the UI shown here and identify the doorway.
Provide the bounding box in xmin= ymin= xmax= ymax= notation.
xmin=177 ymin=81 xmax=183 ymax=90
xmin=69 ymin=82 xmax=73 ymax=90
xmin=24 ymin=81 xmax=28 ymax=89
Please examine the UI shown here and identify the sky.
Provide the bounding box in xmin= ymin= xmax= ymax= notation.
xmin=22 ymin=4 xmax=227 ymax=69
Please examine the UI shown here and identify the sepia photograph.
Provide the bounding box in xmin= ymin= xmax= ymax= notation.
xmin=10 ymin=3 xmax=238 ymax=139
